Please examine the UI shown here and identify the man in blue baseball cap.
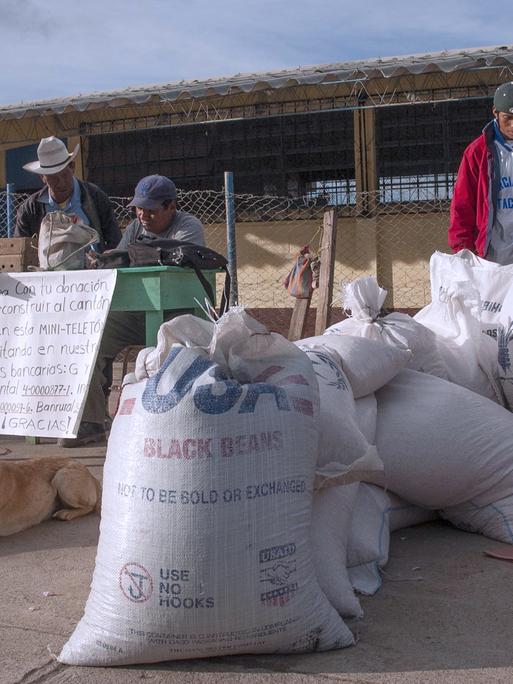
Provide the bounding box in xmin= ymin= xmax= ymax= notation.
xmin=449 ymin=82 xmax=513 ymax=262
xmin=118 ymin=174 xmax=205 ymax=247
xmin=58 ymin=174 xmax=205 ymax=447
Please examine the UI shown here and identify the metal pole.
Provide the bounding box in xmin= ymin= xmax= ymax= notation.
xmin=224 ymin=171 xmax=238 ymax=306
xmin=6 ymin=183 xmax=14 ymax=238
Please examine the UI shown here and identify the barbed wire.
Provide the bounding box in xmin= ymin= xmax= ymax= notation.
xmin=0 ymin=189 xmax=450 ymax=227
xmin=0 ymin=189 xmax=450 ymax=314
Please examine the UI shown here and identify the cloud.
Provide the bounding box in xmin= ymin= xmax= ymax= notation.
xmin=0 ymin=0 xmax=511 ymax=105
xmin=0 ymin=0 xmax=55 ymax=34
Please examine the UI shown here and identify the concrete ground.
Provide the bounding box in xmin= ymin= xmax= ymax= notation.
xmin=1 ymin=435 xmax=513 ymax=684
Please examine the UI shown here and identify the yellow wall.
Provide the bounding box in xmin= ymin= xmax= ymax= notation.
xmin=205 ymin=211 xmax=450 ymax=310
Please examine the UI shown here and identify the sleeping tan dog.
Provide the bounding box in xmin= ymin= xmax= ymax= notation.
xmin=0 ymin=456 xmax=101 ymax=536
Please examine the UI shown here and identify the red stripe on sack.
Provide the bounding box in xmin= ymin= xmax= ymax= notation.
xmin=275 ymin=374 xmax=309 ymax=386
xmin=119 ymin=398 xmax=136 ymax=415
xmin=253 ymin=366 xmax=285 ymax=383
xmin=292 ymin=397 xmax=314 ymax=416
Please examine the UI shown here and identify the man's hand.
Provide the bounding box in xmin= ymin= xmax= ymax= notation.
xmin=85 ymin=249 xmax=101 ymax=269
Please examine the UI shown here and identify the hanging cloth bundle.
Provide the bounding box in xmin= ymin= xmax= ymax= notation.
xmin=283 ymin=245 xmax=320 ymax=299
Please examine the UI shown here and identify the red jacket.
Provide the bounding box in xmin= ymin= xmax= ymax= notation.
xmin=448 ymin=121 xmax=497 ymax=257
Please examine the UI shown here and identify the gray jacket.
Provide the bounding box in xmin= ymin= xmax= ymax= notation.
xmin=118 ymin=210 xmax=205 ymax=248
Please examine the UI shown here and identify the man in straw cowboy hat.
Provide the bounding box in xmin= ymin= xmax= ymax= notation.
xmin=15 ymin=136 xmax=120 ymax=249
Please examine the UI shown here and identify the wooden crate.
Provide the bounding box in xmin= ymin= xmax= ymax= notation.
xmin=0 ymin=238 xmax=38 ymax=272
xmin=107 ymin=346 xmax=144 ymax=418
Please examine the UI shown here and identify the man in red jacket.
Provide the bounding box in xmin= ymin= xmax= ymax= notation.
xmin=449 ymin=82 xmax=513 ymax=263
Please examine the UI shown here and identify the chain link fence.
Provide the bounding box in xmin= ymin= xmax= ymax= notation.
xmin=0 ymin=188 xmax=451 ymax=333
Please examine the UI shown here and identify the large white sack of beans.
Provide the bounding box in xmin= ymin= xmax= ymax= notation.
xmin=311 ymin=482 xmax=363 ymax=618
xmin=347 ymin=484 xmax=437 ymax=596
xmin=311 ymin=482 xmax=436 ymax=614
xmin=371 ymin=369 xmax=513 ymax=543
xmin=138 ymin=314 xmax=382 ymax=486
xmin=59 ymin=312 xmax=353 ymax=666
xmin=420 ymin=249 xmax=513 ymax=339
xmin=354 ymin=394 xmax=378 ymax=445
xmin=494 ymin=284 xmax=513 ymax=410
xmin=325 ymin=276 xmax=448 ymax=379
xmin=415 ymin=251 xmax=506 ymax=405
xmin=295 ymin=345 xmax=383 ymax=486
xmin=295 ymin=334 xmax=411 ymax=399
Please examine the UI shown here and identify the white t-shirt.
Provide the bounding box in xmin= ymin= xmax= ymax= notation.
xmin=487 ymin=138 xmax=513 ymax=264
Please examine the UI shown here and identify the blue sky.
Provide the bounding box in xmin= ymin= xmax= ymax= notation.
xmin=0 ymin=0 xmax=511 ymax=106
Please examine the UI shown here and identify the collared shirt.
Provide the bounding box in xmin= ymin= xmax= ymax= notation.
xmin=37 ymin=176 xmax=90 ymax=226
xmin=486 ymin=121 xmax=513 ymax=264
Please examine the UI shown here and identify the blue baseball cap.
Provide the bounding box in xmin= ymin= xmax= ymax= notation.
xmin=128 ymin=174 xmax=177 ymax=209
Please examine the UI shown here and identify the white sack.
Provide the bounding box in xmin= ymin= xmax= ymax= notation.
xmin=372 ymin=369 xmax=513 ymax=542
xmin=311 ymin=483 xmax=362 ymax=618
xmin=424 ymin=250 xmax=513 ymax=337
xmin=438 ymin=494 xmax=513 ymax=543
xmin=311 ymin=482 xmax=436 ymax=606
xmin=60 ymin=313 xmax=353 ymax=666
xmin=495 ymin=286 xmax=513 ymax=409
xmin=326 ymin=276 xmax=448 ymax=378
xmin=296 ymin=334 xmax=411 ymax=399
xmin=347 ymin=484 xmax=437 ymax=596
xmin=415 ymin=250 xmax=508 ymax=404
xmin=135 ymin=309 xmax=268 ymax=380
xmin=296 ymin=346 xmax=383 ymax=486
xmin=354 ymin=394 xmax=377 ymax=445
xmin=416 ymin=277 xmax=502 ymax=404
xmin=139 ymin=313 xmax=383 ymax=486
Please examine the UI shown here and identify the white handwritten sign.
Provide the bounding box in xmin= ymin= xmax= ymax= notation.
xmin=0 ymin=269 xmax=117 ymax=438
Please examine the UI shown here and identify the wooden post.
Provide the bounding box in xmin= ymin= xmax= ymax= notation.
xmin=0 ymin=149 xmax=6 ymax=188
xmin=288 ymin=297 xmax=311 ymax=341
xmin=354 ymin=107 xmax=377 ymax=216
xmin=68 ymin=135 xmax=85 ymax=180
xmin=315 ymin=207 xmax=338 ymax=335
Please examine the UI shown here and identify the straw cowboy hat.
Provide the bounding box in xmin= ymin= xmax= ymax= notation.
xmin=23 ymin=136 xmax=80 ymax=175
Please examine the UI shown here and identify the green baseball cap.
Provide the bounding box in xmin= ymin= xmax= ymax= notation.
xmin=494 ymin=82 xmax=513 ymax=114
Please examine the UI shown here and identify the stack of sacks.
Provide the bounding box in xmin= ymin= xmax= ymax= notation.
xmin=369 ymin=368 xmax=513 ymax=544
xmin=415 ymin=250 xmax=508 ymax=405
xmin=325 ymin=276 xmax=448 ymax=379
xmin=60 ymin=309 xmax=353 ymax=666
xmin=295 ymin=327 xmax=434 ymax=616
xmin=295 ymin=341 xmax=382 ymax=618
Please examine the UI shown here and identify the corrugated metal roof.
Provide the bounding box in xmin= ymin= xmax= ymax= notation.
xmin=2 ymin=44 xmax=513 ymax=121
